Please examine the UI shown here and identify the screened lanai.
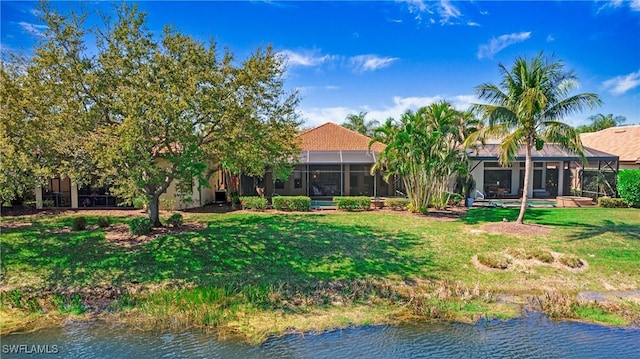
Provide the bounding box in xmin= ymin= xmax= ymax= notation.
xmin=468 ymin=144 xmax=619 ymax=200
xmin=247 ymin=150 xmax=402 ymax=199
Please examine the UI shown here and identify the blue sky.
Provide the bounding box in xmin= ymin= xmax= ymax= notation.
xmin=2 ymin=1 xmax=639 ymax=129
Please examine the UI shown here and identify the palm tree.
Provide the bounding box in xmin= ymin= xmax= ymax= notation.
xmin=469 ymin=53 xmax=601 ymax=224
xmin=370 ymin=101 xmax=479 ymax=212
xmin=342 ymin=112 xmax=379 ymax=137
xmin=576 ymin=113 xmax=626 ymax=133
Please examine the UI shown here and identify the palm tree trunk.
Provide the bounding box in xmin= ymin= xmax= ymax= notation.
xmin=517 ymin=143 xmax=532 ymax=224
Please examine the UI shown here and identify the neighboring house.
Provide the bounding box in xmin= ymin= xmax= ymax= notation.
xmin=249 ymin=122 xmax=401 ymax=199
xmin=581 ymin=125 xmax=640 ymax=170
xmin=34 ymin=164 xmax=225 ymax=210
xmin=468 ymin=143 xmax=619 ymax=199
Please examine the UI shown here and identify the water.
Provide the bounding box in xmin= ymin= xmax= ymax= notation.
xmin=2 ymin=313 xmax=639 ymax=358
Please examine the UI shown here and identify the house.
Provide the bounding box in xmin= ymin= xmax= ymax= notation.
xmin=581 ymin=125 xmax=640 ymax=170
xmin=249 ymin=122 xmax=401 ymax=199
xmin=468 ymin=142 xmax=619 ymax=199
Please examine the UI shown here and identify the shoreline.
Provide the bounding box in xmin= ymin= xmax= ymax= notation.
xmin=3 ymin=284 xmax=639 ymax=344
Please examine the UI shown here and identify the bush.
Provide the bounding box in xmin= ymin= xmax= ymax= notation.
xmin=129 ymin=217 xmax=153 ymax=235
xmin=333 ymin=196 xmax=371 ymax=211
xmin=166 ymin=213 xmax=183 ymax=227
xmin=97 ymin=216 xmax=111 ymax=228
xmin=598 ymin=197 xmax=628 ymax=208
xmin=271 ymin=196 xmax=311 ymax=211
xmin=558 ymin=254 xmax=583 ymax=268
xmin=240 ymin=196 xmax=268 ymax=211
xmin=617 ymin=170 xmax=640 ymax=208
xmin=477 ymin=252 xmax=511 ymax=269
xmin=447 ymin=192 xmax=464 ymax=207
xmin=408 ymin=203 xmax=429 ymax=214
xmin=385 ymin=198 xmax=409 ymax=211
xmin=72 ymin=216 xmax=87 ymax=231
xmin=531 ymin=248 xmax=554 ymax=263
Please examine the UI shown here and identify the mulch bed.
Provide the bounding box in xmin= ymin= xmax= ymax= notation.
xmin=104 ymin=223 xmax=208 ymax=247
xmin=481 ymin=222 xmax=552 ymax=236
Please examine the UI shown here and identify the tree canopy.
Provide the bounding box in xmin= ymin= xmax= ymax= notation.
xmin=576 ymin=113 xmax=626 ymax=133
xmin=468 ymin=52 xmax=601 ymax=223
xmin=1 ymin=3 xmax=300 ymax=225
xmin=342 ymin=112 xmax=379 ymax=137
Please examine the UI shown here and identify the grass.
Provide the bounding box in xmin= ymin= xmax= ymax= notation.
xmin=1 ymin=208 xmax=639 ymax=342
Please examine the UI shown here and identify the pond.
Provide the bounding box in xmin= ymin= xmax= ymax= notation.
xmin=2 ymin=313 xmax=639 ymax=358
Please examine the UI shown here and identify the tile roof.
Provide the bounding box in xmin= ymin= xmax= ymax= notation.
xmin=298 ymin=122 xmax=385 ymax=152
xmin=581 ymin=125 xmax=640 ymax=164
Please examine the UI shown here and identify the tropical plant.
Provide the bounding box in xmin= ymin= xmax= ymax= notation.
xmin=576 ymin=113 xmax=626 ymax=133
xmin=467 ymin=52 xmax=601 ymax=223
xmin=370 ymin=102 xmax=479 ymax=212
xmin=342 ymin=112 xmax=379 ymax=137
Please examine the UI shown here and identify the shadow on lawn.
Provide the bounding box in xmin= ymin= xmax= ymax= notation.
xmin=462 ymin=208 xmax=639 ymax=241
xmin=1 ymin=214 xmax=436 ymax=290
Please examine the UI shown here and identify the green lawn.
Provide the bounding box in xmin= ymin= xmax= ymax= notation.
xmin=1 ymin=207 xmax=639 ymax=341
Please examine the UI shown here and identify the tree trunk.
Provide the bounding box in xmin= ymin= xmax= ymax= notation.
xmin=148 ymin=195 xmax=163 ymax=227
xmin=517 ymin=143 xmax=532 ymax=224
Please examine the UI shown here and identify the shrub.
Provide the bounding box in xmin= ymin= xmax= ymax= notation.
xmin=477 ymin=252 xmax=511 ymax=269
xmin=333 ymin=196 xmax=371 ymax=211
xmin=272 ymin=196 xmax=311 ymax=211
xmin=531 ymin=248 xmax=554 ymax=263
xmin=97 ymin=216 xmax=111 ymax=228
xmin=166 ymin=213 xmax=184 ymax=227
xmin=407 ymin=203 xmax=429 ymax=214
xmin=598 ymin=197 xmax=628 ymax=208
xmin=615 ymin=169 xmax=640 ymax=207
xmin=385 ymin=198 xmax=409 ymax=211
xmin=447 ymin=192 xmax=464 ymax=207
xmin=72 ymin=216 xmax=87 ymax=231
xmin=240 ymin=196 xmax=268 ymax=211
xmin=559 ymin=254 xmax=583 ymax=268
xmin=129 ymin=217 xmax=153 ymax=235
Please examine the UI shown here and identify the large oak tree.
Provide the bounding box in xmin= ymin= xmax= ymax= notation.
xmin=2 ymin=3 xmax=300 ymax=225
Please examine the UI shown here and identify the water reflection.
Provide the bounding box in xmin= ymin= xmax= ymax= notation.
xmin=2 ymin=313 xmax=639 ymax=358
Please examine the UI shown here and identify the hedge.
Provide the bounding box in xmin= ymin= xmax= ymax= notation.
xmin=597 ymin=197 xmax=628 ymax=208
xmin=333 ymin=196 xmax=371 ymax=211
xmin=617 ymin=169 xmax=640 ymax=208
xmin=240 ymin=196 xmax=268 ymax=211
xmin=272 ymin=196 xmax=311 ymax=211
xmin=385 ymin=198 xmax=409 ymax=211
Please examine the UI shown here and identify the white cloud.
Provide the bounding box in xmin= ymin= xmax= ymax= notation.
xmin=602 ymin=70 xmax=640 ymax=95
xmin=596 ymin=0 xmax=640 ymax=13
xmin=401 ymin=0 xmax=473 ymax=26
xmin=477 ymin=31 xmax=532 ymax=59
xmin=299 ymin=94 xmax=477 ymax=128
xmin=278 ymin=49 xmax=336 ymax=67
xmin=438 ymin=0 xmax=461 ymax=25
xmin=18 ymin=21 xmax=47 ymax=36
xmin=467 ymin=21 xmax=480 ymax=27
xmin=546 ymin=34 xmax=555 ymax=42
xmin=325 ymin=85 xmax=340 ymax=90
xmin=280 ymin=50 xmax=398 ymax=73
xmin=349 ymin=55 xmax=399 ymax=73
